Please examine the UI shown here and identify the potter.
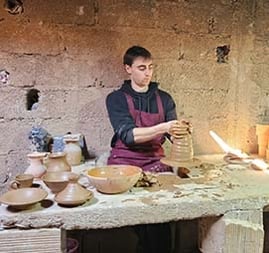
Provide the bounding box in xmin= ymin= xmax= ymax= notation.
xmin=106 ymin=45 xmax=190 ymax=173
xmin=105 ymin=46 xmax=191 ymax=253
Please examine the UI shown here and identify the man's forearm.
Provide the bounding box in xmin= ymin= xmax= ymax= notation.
xmin=133 ymin=122 xmax=169 ymax=143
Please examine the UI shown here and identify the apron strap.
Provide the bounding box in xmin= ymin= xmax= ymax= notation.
xmin=124 ymin=91 xmax=164 ymax=122
xmin=124 ymin=93 xmax=137 ymax=120
xmin=156 ymin=91 xmax=164 ymax=122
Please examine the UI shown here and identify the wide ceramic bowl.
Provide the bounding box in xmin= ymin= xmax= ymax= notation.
xmin=86 ymin=165 xmax=142 ymax=194
xmin=0 ymin=188 xmax=48 ymax=210
xmin=42 ymin=171 xmax=72 ymax=193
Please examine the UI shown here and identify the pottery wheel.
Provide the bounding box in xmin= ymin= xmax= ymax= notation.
xmin=160 ymin=157 xmax=202 ymax=168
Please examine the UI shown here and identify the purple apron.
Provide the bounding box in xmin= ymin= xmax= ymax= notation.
xmin=107 ymin=91 xmax=171 ymax=172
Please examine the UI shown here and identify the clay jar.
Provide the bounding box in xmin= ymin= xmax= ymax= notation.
xmin=24 ymin=152 xmax=47 ymax=178
xmin=63 ymin=139 xmax=82 ymax=166
xmin=55 ymin=173 xmax=93 ymax=206
xmin=45 ymin=152 xmax=71 ymax=172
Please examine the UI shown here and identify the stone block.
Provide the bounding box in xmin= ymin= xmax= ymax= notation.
xmin=199 ymin=210 xmax=264 ymax=253
xmin=0 ymin=228 xmax=61 ymax=253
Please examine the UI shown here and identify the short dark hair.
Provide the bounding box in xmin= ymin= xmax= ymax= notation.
xmin=123 ymin=46 xmax=152 ymax=66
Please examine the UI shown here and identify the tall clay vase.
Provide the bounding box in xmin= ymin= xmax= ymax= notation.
xmin=63 ymin=139 xmax=82 ymax=166
xmin=24 ymin=152 xmax=47 ymax=178
xmin=45 ymin=152 xmax=71 ymax=172
xmin=256 ymin=124 xmax=269 ymax=158
xmin=170 ymin=133 xmax=194 ymax=162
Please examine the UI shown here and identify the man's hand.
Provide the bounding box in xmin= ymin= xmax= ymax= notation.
xmin=168 ymin=119 xmax=192 ymax=138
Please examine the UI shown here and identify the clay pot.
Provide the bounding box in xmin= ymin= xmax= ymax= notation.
xmin=24 ymin=152 xmax=47 ymax=178
xmin=42 ymin=171 xmax=72 ymax=193
xmin=9 ymin=174 xmax=34 ymax=189
xmin=55 ymin=173 xmax=93 ymax=206
xmin=170 ymin=132 xmax=194 ymax=162
xmin=64 ymin=139 xmax=82 ymax=166
xmin=45 ymin=152 xmax=71 ymax=172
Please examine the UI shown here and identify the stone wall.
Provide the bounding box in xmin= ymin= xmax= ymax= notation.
xmin=0 ymin=0 xmax=269 ymax=185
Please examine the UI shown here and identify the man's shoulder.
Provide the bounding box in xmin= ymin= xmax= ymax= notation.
xmin=107 ymin=88 xmax=124 ymax=98
xmin=106 ymin=88 xmax=127 ymax=106
xmin=157 ymin=88 xmax=173 ymax=100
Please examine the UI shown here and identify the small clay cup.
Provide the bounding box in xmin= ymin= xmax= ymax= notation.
xmin=10 ymin=174 xmax=34 ymax=189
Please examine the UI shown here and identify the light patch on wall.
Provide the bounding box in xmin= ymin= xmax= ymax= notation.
xmin=76 ymin=6 xmax=85 ymax=16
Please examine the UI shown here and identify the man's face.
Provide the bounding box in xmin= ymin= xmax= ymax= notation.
xmin=125 ymin=57 xmax=153 ymax=88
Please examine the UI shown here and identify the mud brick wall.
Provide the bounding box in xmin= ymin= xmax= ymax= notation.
xmin=0 ymin=0 xmax=269 ymax=189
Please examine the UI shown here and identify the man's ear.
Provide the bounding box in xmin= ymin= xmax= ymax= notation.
xmin=124 ymin=64 xmax=132 ymax=75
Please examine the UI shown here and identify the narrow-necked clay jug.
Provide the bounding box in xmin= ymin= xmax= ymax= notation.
xmin=55 ymin=173 xmax=93 ymax=206
xmin=45 ymin=152 xmax=71 ymax=172
xmin=63 ymin=139 xmax=82 ymax=166
xmin=24 ymin=152 xmax=47 ymax=178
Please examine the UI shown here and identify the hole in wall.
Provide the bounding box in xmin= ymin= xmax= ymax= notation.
xmin=26 ymin=88 xmax=40 ymax=111
xmin=4 ymin=0 xmax=24 ymax=15
xmin=216 ymin=45 xmax=230 ymax=63
xmin=208 ymin=17 xmax=215 ymax=33
xmin=0 ymin=69 xmax=10 ymax=85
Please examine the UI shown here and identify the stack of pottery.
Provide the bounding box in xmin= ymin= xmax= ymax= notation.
xmin=1 ymin=172 xmax=47 ymax=210
xmin=256 ymin=123 xmax=269 ymax=159
xmin=24 ymin=152 xmax=47 ymax=178
xmin=63 ymin=134 xmax=82 ymax=166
